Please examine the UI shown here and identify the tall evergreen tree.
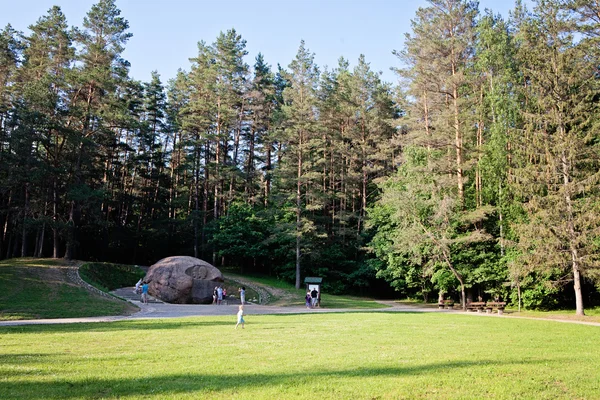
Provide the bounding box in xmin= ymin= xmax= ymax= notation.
xmin=214 ymin=29 xmax=249 ymax=217
xmin=281 ymin=40 xmax=320 ymax=288
xmin=184 ymin=41 xmax=218 ymax=259
xmin=19 ymin=6 xmax=74 ymax=258
xmin=245 ymin=53 xmax=275 ymax=205
xmin=66 ymin=0 xmax=132 ymax=259
xmin=380 ymin=0 xmax=483 ymax=309
xmin=0 ymin=24 xmax=23 ymax=258
xmin=512 ymin=0 xmax=600 ymax=315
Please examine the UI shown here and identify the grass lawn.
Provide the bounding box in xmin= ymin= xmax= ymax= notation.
xmin=0 ymin=258 xmax=137 ymax=320
xmin=1 ymin=313 xmax=599 ymax=399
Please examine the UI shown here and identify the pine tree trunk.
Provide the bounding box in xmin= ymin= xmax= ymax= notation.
xmin=476 ymin=86 xmax=484 ymax=209
xmin=264 ymin=142 xmax=271 ymax=206
xmin=359 ymin=120 xmax=367 ymax=236
xmin=168 ymin=131 xmax=179 ymax=219
xmin=1 ymin=192 xmax=11 ymax=257
xmin=21 ymin=183 xmax=29 ymax=257
xmin=453 ymin=84 xmax=464 ymax=209
xmin=33 ymin=227 xmax=40 ymax=258
xmin=561 ymin=146 xmax=585 ymax=316
xmin=52 ymin=179 xmax=59 ymax=258
xmin=295 ymin=139 xmax=303 ymax=290
xmin=499 ymin=181 xmax=505 ymax=256
xmin=423 ymin=91 xmax=431 ymax=160
xmin=246 ymin=126 xmax=255 ymax=200
xmin=517 ymin=281 xmax=522 ymax=312
xmin=65 ymin=200 xmax=75 ymax=260
xmin=194 ymin=141 xmax=200 ymax=259
xmin=36 ymin=223 xmax=46 ymax=258
xmin=202 ymin=142 xmax=209 ymax=260
xmin=6 ymin=232 xmax=15 ymax=259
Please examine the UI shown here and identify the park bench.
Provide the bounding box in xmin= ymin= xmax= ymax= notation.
xmin=485 ymin=301 xmax=506 ymax=315
xmin=438 ymin=299 xmax=455 ymax=309
xmin=466 ymin=301 xmax=486 ymax=312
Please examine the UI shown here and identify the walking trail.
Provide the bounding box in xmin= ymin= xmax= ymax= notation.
xmin=2 ymin=273 xmax=599 ymax=327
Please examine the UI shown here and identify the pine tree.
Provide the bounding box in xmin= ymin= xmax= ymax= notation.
xmin=384 ymin=0 xmax=483 ymax=309
xmin=66 ymin=0 xmax=132 ymax=259
xmin=512 ymin=0 xmax=600 ymax=315
xmin=245 ymin=53 xmax=275 ymax=205
xmin=18 ymin=6 xmax=74 ymax=258
xmin=142 ymin=71 xmax=168 ymax=221
xmin=281 ymin=40 xmax=320 ymax=288
xmin=184 ymin=40 xmax=217 ymax=259
xmin=214 ymin=29 xmax=249 ymax=218
xmin=0 ymin=24 xmax=23 ymax=258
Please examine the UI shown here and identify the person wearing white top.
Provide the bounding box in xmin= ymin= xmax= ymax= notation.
xmin=217 ymin=286 xmax=223 ymax=305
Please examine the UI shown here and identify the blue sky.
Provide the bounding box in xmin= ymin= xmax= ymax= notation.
xmin=2 ymin=0 xmax=523 ymax=85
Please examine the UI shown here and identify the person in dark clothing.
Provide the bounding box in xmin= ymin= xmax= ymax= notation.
xmin=311 ymin=288 xmax=318 ymax=308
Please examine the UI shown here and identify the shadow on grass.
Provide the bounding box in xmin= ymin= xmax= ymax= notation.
xmin=0 ymin=353 xmax=57 ymax=365
xmin=0 ymin=358 xmax=555 ymax=399
xmin=0 ymin=318 xmax=235 ymax=334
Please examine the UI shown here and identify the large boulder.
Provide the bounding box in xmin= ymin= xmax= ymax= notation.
xmin=144 ymin=256 xmax=223 ymax=304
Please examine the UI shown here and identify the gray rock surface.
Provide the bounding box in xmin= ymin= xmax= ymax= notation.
xmin=144 ymin=256 xmax=223 ymax=304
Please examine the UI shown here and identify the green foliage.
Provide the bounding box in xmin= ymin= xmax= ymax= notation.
xmin=212 ymin=203 xmax=270 ymax=267
xmin=519 ymin=281 xmax=561 ymax=311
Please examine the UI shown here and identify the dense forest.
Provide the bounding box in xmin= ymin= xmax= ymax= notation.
xmin=1 ymin=0 xmax=600 ymax=313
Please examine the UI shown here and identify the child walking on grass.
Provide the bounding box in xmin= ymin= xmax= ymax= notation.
xmin=235 ymin=305 xmax=245 ymax=329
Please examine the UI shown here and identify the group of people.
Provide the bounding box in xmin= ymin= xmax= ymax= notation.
xmin=212 ymin=286 xmax=226 ymax=304
xmin=305 ymin=287 xmax=320 ymax=308
xmin=212 ymin=285 xmax=246 ymax=305
xmin=134 ymin=278 xmax=149 ymax=304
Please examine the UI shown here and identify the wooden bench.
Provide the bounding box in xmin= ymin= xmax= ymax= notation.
xmin=438 ymin=300 xmax=455 ymax=309
xmin=466 ymin=302 xmax=486 ymax=312
xmin=485 ymin=302 xmax=506 ymax=315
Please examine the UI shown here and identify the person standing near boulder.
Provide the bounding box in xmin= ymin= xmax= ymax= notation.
xmin=217 ymin=286 xmax=223 ymax=305
xmin=239 ymin=287 xmax=246 ymax=305
xmin=141 ymin=281 xmax=149 ymax=304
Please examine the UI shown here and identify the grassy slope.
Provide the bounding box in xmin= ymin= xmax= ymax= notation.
xmin=0 ymin=258 xmax=137 ymax=320
xmin=79 ymin=262 xmax=145 ymax=291
xmin=0 ymin=313 xmax=598 ymax=399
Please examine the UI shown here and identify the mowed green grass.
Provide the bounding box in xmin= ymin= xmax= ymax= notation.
xmin=1 ymin=313 xmax=599 ymax=399
xmin=0 ymin=258 xmax=137 ymax=320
